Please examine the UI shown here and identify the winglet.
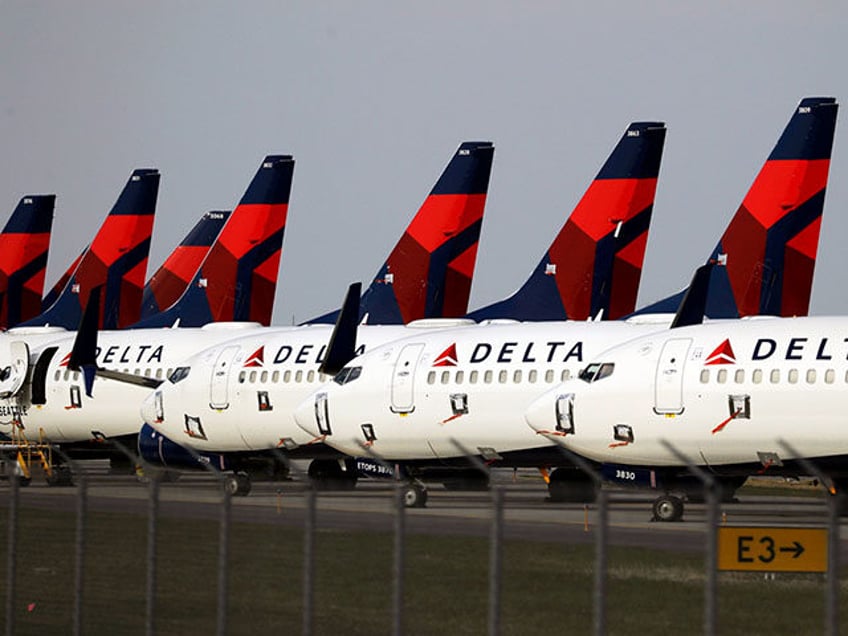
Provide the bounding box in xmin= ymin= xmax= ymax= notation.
xmin=318 ymin=282 xmax=362 ymax=377
xmin=68 ymin=286 xmax=101 ymax=397
xmin=670 ymin=264 xmax=714 ymax=329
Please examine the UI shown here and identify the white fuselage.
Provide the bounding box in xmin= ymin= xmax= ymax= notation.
xmin=140 ymin=320 xmax=481 ymax=452
xmin=0 ymin=322 xmax=282 ymax=443
xmin=525 ymin=316 xmax=848 ymax=469
xmin=291 ymin=319 xmax=678 ymax=460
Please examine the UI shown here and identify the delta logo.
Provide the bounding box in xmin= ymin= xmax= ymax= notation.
xmin=59 ymin=352 xmax=71 ymax=368
xmin=704 ymin=339 xmax=736 ymax=365
xmin=432 ymin=343 xmax=458 ymax=367
xmin=243 ymin=346 xmax=265 ymax=368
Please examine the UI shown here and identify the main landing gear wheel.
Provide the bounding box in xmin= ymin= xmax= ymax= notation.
xmin=652 ymin=495 xmax=684 ymax=522
xmin=402 ymin=483 xmax=428 ymax=508
xmin=224 ymin=472 xmax=252 ymax=497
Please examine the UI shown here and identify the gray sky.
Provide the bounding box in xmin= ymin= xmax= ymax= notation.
xmin=2 ymin=1 xmax=847 ymax=324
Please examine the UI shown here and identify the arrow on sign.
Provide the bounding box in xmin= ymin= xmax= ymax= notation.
xmin=779 ymin=541 xmax=805 ymax=559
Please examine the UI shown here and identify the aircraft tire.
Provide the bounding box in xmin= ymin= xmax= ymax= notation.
xmin=652 ymin=495 xmax=684 ymax=522
xmin=224 ymin=472 xmax=252 ymax=497
xmin=402 ymin=484 xmax=428 ymax=508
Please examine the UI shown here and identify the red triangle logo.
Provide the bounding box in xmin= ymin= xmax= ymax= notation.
xmin=433 ymin=343 xmax=458 ymax=367
xmin=705 ymin=339 xmax=736 ymax=365
xmin=243 ymin=346 xmax=265 ymax=368
xmin=59 ymin=352 xmax=71 ymax=367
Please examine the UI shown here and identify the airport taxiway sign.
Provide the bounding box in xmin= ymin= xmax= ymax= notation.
xmin=717 ymin=526 xmax=827 ymax=572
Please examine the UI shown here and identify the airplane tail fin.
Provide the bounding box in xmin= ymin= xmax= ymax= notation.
xmin=469 ymin=122 xmax=666 ymax=321
xmin=636 ymin=97 xmax=838 ymax=318
xmin=310 ymin=141 xmax=494 ymax=324
xmin=42 ymin=250 xmax=83 ymax=312
xmin=138 ymin=211 xmax=230 ymax=320
xmin=133 ymin=155 xmax=294 ymax=328
xmin=0 ymin=195 xmax=55 ymax=328
xmin=23 ymin=168 xmax=160 ymax=329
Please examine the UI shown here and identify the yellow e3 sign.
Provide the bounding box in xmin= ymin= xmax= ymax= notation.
xmin=718 ymin=526 xmax=828 ymax=573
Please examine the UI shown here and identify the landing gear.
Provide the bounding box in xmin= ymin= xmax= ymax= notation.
xmin=651 ymin=494 xmax=684 ymax=522
xmin=402 ymin=483 xmax=428 ymax=508
xmin=547 ymin=468 xmax=596 ymax=503
xmin=307 ymin=459 xmax=358 ymax=491
xmin=224 ymin=472 xmax=252 ymax=497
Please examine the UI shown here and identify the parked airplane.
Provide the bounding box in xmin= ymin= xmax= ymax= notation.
xmin=134 ymin=124 xmax=669 ymax=490
xmin=139 ymin=210 xmax=230 ymax=321
xmin=0 ymin=195 xmax=55 ymax=329
xmin=21 ymin=168 xmax=161 ymax=330
xmin=0 ymin=143 xmax=493 ymax=483
xmin=525 ymin=313 xmax=848 ymax=521
xmin=287 ymin=97 xmax=838 ymax=504
xmin=308 ymin=141 xmax=494 ymax=324
xmin=468 ymin=122 xmax=666 ymax=321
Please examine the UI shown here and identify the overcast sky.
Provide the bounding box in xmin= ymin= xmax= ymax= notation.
xmin=2 ymin=2 xmax=846 ymax=324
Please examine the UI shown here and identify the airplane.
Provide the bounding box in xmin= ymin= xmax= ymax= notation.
xmin=468 ymin=122 xmax=666 ymax=321
xmin=285 ymin=97 xmax=838 ymax=505
xmin=138 ymin=210 xmax=230 ymax=321
xmin=0 ymin=194 xmax=55 ymax=329
xmin=133 ymin=156 xmax=294 ymax=327
xmin=0 ymin=143 xmax=494 ymax=482
xmin=133 ymin=123 xmax=670 ymax=491
xmin=21 ymin=168 xmax=161 ymax=330
xmin=308 ymin=141 xmax=494 ymax=324
xmin=524 ymin=310 xmax=848 ymax=522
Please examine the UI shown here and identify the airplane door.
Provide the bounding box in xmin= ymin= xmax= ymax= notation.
xmin=391 ymin=344 xmax=424 ymax=413
xmin=653 ymin=338 xmax=692 ymax=414
xmin=209 ymin=346 xmax=239 ymax=409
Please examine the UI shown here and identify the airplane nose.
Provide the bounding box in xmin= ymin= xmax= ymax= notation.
xmin=140 ymin=390 xmax=164 ymax=430
xmin=293 ymin=391 xmax=324 ymax=439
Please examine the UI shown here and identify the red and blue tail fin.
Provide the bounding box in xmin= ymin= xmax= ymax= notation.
xmin=469 ymin=122 xmax=666 ymax=321
xmin=133 ymin=155 xmax=294 ymax=328
xmin=22 ymin=168 xmax=160 ymax=329
xmin=0 ymin=194 xmax=55 ymax=328
xmin=310 ymin=141 xmax=494 ymax=324
xmin=636 ymin=97 xmax=838 ymax=318
xmin=138 ymin=211 xmax=230 ymax=320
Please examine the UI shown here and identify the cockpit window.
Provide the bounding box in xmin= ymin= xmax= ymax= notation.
xmin=578 ymin=362 xmax=614 ymax=383
xmin=169 ymin=367 xmax=191 ymax=384
xmin=333 ymin=366 xmax=362 ymax=386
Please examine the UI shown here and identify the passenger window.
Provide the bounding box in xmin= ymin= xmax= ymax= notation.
xmin=770 ymin=369 xmax=780 ymax=384
xmin=484 ymin=370 xmax=493 ymax=384
xmin=144 ymin=368 xmax=151 ymax=378
xmin=456 ymin=371 xmax=464 ymax=384
xmin=249 ymin=371 xmax=257 ymax=383
xmin=261 ymin=370 xmax=268 ymax=383
xmin=155 ymin=369 xmax=163 ymax=380
xmin=238 ymin=371 xmax=246 ymax=383
xmin=54 ymin=370 xmax=61 ymax=382
xmin=717 ymin=369 xmax=727 ymax=384
xmin=167 ymin=368 xmax=173 ymax=379
xmin=734 ymin=369 xmax=744 ymax=384
xmin=788 ymin=369 xmax=798 ymax=384
xmin=469 ymin=371 xmax=478 ymax=384
xmin=284 ymin=370 xmax=291 ymax=383
xmin=513 ymin=370 xmax=522 ymax=383
xmin=700 ymin=369 xmax=709 ymax=384
xmin=806 ymin=369 xmax=816 ymax=384
xmin=561 ymin=369 xmax=571 ymax=382
xmin=825 ymin=369 xmax=835 ymax=384
xmin=295 ymin=370 xmax=303 ymax=383
xmin=441 ymin=371 xmax=450 ymax=385
xmin=428 ymin=371 xmax=436 ymax=385
xmin=529 ymin=370 xmax=537 ymax=383
xmin=752 ymin=369 xmax=762 ymax=384
xmin=545 ymin=370 xmax=554 ymax=383
xmin=272 ymin=371 xmax=280 ymax=383
xmin=498 ymin=370 xmax=507 ymax=384
xmin=63 ymin=370 xmax=70 ymax=381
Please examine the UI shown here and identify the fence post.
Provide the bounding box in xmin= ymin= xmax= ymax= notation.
xmin=660 ymin=439 xmax=718 ymax=636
